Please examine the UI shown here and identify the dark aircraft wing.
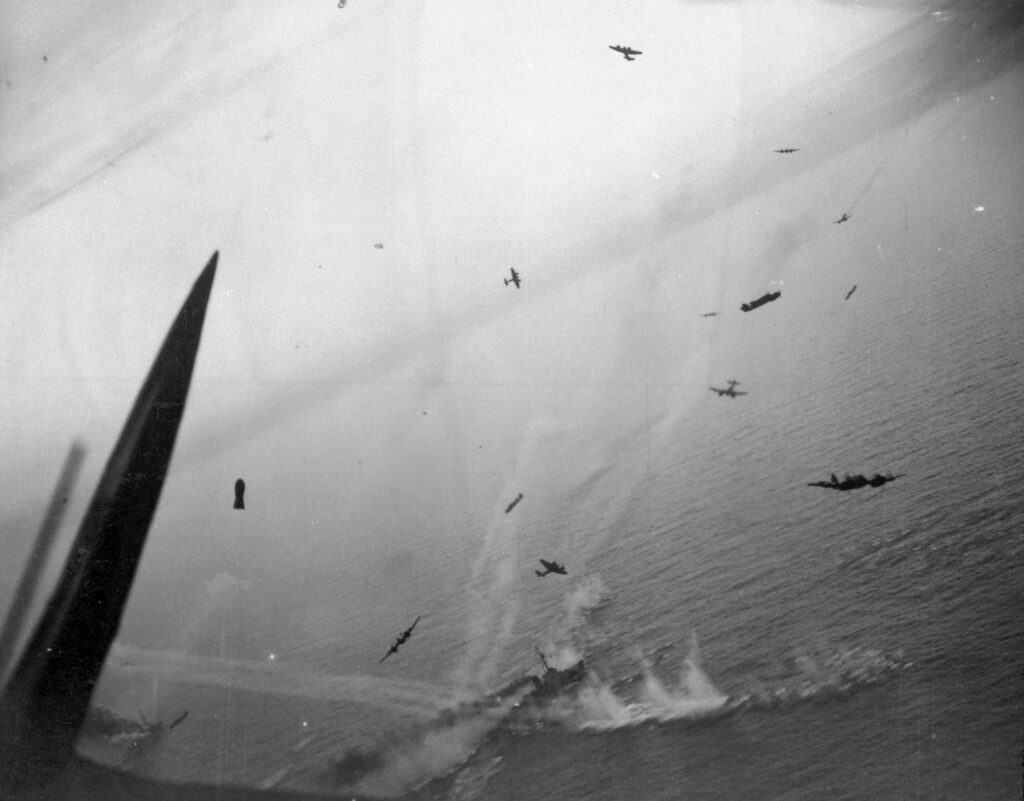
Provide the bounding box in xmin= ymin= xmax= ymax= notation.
xmin=0 ymin=253 xmax=389 ymax=801
xmin=0 ymin=254 xmax=217 ymax=792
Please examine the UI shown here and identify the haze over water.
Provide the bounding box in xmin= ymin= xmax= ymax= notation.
xmin=1 ymin=2 xmax=1021 ymax=799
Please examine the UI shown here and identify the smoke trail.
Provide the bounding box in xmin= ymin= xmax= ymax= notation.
xmin=454 ymin=419 xmax=571 ymax=690
xmin=452 ymin=506 xmax=521 ymax=691
xmin=107 ymin=644 xmax=457 ymax=717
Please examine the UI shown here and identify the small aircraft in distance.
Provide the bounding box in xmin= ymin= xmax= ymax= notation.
xmin=504 ymin=268 xmax=521 ymax=289
xmin=774 ymin=148 xmax=800 ymax=154
xmin=740 ymin=290 xmax=781 ymax=312
xmin=833 ymin=212 xmax=851 ymax=224
xmin=709 ymin=379 xmax=747 ymax=398
xmin=505 ymin=493 xmax=524 ymax=514
xmin=699 ymin=312 xmax=718 ymax=318
xmin=845 ymin=285 xmax=857 ymax=300
xmin=535 ymin=559 xmax=567 ymax=577
xmin=609 ymin=45 xmax=642 ymax=61
xmin=379 ymin=615 xmax=422 ymax=663
xmin=807 ymin=472 xmax=905 ymax=491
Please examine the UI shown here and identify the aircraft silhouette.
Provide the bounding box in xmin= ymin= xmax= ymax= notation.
xmin=699 ymin=312 xmax=718 ymax=318
xmin=609 ymin=45 xmax=642 ymax=61
xmin=807 ymin=472 xmax=905 ymax=491
xmin=740 ymin=290 xmax=781 ymax=312
xmin=774 ymin=148 xmax=800 ymax=154
xmin=504 ymin=268 xmax=521 ymax=289
xmin=233 ymin=478 xmax=245 ymax=509
xmin=845 ymin=285 xmax=857 ymax=300
xmin=379 ymin=616 xmax=421 ymax=663
xmin=504 ymin=493 xmax=524 ymax=514
xmin=833 ymin=212 xmax=851 ymax=224
xmin=709 ymin=379 xmax=747 ymax=398
xmin=535 ymin=559 xmax=567 ymax=577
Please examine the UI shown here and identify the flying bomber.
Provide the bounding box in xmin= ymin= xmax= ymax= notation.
xmin=609 ymin=45 xmax=642 ymax=61
xmin=504 ymin=268 xmax=521 ymax=289
xmin=807 ymin=472 xmax=904 ymax=491
xmin=535 ymin=559 xmax=567 ymax=577
xmin=504 ymin=493 xmax=524 ymax=514
xmin=379 ymin=616 xmax=422 ymax=663
xmin=740 ymin=291 xmax=781 ymax=312
xmin=709 ymin=379 xmax=747 ymax=398
xmin=833 ymin=212 xmax=851 ymax=224
xmin=774 ymin=148 xmax=800 ymax=154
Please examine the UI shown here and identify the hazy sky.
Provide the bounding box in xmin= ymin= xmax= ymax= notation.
xmin=1 ymin=1 xmax=1020 ymax=649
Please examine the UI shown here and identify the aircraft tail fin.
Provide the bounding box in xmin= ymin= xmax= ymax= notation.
xmin=0 ymin=253 xmax=217 ymax=789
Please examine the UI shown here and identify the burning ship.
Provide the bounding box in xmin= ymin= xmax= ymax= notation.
xmin=330 ymin=650 xmax=586 ymax=786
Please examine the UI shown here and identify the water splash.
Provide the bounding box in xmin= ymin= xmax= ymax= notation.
xmin=563 ymin=575 xmax=608 ymax=629
xmin=577 ymin=633 xmax=728 ymax=730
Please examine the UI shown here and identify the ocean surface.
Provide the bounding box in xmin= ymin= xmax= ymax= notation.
xmin=55 ymin=27 xmax=1023 ymax=801
xmin=81 ymin=155 xmax=1024 ymax=801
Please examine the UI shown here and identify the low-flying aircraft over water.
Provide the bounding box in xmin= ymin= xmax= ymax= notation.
xmin=609 ymin=45 xmax=642 ymax=61
xmin=740 ymin=291 xmax=781 ymax=312
xmin=709 ymin=380 xmax=747 ymax=398
xmin=773 ymin=148 xmax=799 ymax=154
xmin=379 ymin=616 xmax=422 ymax=664
xmin=807 ymin=472 xmax=905 ymax=491
xmin=833 ymin=212 xmax=851 ymax=224
xmin=504 ymin=268 xmax=521 ymax=289
xmin=534 ymin=559 xmax=567 ymax=577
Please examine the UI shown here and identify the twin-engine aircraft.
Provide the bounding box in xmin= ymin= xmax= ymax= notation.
xmin=379 ymin=616 xmax=422 ymax=663
xmin=709 ymin=379 xmax=747 ymax=398
xmin=535 ymin=559 xmax=567 ymax=577
xmin=504 ymin=268 xmax=521 ymax=289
